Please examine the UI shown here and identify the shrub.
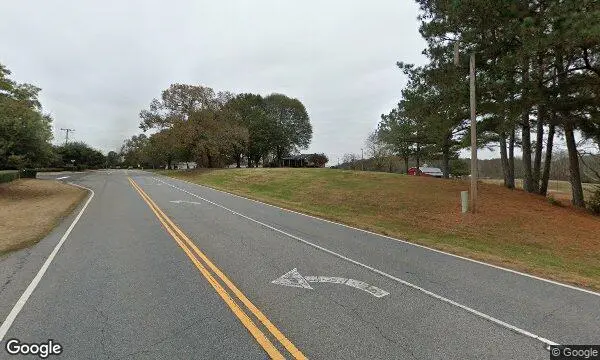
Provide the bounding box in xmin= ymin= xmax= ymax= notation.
xmin=308 ymin=153 xmax=329 ymax=167
xmin=264 ymin=161 xmax=279 ymax=168
xmin=547 ymin=194 xmax=563 ymax=207
xmin=0 ymin=170 xmax=19 ymax=183
xmin=7 ymin=155 xmax=27 ymax=170
xmin=450 ymin=159 xmax=470 ymax=177
xmin=35 ymin=168 xmax=66 ymax=172
xmin=588 ymin=187 xmax=600 ymax=215
xmin=19 ymin=169 xmax=38 ymax=179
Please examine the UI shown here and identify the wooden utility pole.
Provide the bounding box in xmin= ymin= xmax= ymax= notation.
xmin=469 ymin=53 xmax=478 ymax=213
xmin=60 ymin=128 xmax=75 ymax=145
xmin=454 ymin=42 xmax=478 ymax=213
xmin=361 ymin=148 xmax=364 ymax=171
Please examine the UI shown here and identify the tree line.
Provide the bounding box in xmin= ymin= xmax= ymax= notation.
xmin=121 ymin=84 xmax=313 ymax=169
xmin=371 ymin=0 xmax=599 ymax=208
xmin=0 ymin=62 xmax=108 ymax=171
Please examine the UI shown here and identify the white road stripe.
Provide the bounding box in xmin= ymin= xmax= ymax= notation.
xmin=56 ymin=176 xmax=70 ymax=180
xmin=0 ymin=183 xmax=94 ymax=342
xmin=156 ymin=174 xmax=600 ymax=298
xmin=154 ymin=177 xmax=559 ymax=348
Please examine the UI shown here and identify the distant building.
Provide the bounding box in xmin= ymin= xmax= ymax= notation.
xmin=281 ymin=154 xmax=326 ymax=168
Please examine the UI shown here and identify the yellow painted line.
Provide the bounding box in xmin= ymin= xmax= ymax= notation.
xmin=154 ymin=204 xmax=308 ymax=357
xmin=128 ymin=178 xmax=285 ymax=359
xmin=129 ymin=178 xmax=307 ymax=359
xmin=130 ymin=178 xmax=307 ymax=359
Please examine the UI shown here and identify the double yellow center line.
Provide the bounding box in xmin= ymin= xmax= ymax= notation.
xmin=128 ymin=177 xmax=306 ymax=360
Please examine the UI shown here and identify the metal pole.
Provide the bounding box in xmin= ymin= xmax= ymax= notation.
xmin=469 ymin=53 xmax=478 ymax=213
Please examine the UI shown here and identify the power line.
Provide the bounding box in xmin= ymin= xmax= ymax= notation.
xmin=60 ymin=128 xmax=75 ymax=145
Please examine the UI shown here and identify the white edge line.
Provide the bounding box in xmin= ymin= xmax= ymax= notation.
xmin=153 ymin=177 xmax=559 ymax=347
xmin=0 ymin=182 xmax=94 ymax=342
xmin=154 ymin=173 xmax=600 ymax=298
xmin=55 ymin=176 xmax=70 ymax=180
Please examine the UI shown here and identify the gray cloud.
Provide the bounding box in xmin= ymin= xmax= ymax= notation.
xmin=1 ymin=0 xmax=427 ymax=162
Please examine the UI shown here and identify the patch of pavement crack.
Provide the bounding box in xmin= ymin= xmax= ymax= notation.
xmin=115 ymin=315 xmax=214 ymax=359
xmin=532 ymin=302 xmax=568 ymax=327
xmin=327 ymin=295 xmax=418 ymax=360
xmin=237 ymin=234 xmax=280 ymax=272
xmin=0 ymin=250 xmax=30 ymax=295
xmin=94 ymin=306 xmax=111 ymax=360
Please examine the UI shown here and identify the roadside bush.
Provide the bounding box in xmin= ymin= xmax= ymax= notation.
xmin=35 ymin=167 xmax=66 ymax=172
xmin=547 ymin=194 xmax=563 ymax=207
xmin=587 ymin=187 xmax=600 ymax=215
xmin=7 ymin=155 xmax=27 ymax=170
xmin=75 ymin=165 xmax=88 ymax=171
xmin=450 ymin=159 xmax=470 ymax=177
xmin=0 ymin=170 xmax=19 ymax=183
xmin=19 ymin=169 xmax=38 ymax=178
xmin=308 ymin=153 xmax=329 ymax=167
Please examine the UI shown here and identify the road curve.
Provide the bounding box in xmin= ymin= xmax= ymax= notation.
xmin=0 ymin=169 xmax=597 ymax=359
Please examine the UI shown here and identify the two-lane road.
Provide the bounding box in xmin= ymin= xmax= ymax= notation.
xmin=1 ymin=170 xmax=598 ymax=359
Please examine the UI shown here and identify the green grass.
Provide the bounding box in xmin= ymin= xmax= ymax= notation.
xmin=160 ymin=168 xmax=600 ymax=291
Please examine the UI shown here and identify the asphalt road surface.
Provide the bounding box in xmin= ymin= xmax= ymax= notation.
xmin=1 ymin=170 xmax=598 ymax=359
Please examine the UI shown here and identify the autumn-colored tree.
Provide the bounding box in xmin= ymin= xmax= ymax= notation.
xmin=308 ymin=153 xmax=328 ymax=167
xmin=136 ymin=84 xmax=313 ymax=169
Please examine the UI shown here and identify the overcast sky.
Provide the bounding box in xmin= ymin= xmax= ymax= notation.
xmin=1 ymin=0 xmax=432 ymax=163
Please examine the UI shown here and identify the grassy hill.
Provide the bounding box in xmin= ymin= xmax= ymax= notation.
xmin=161 ymin=168 xmax=600 ymax=291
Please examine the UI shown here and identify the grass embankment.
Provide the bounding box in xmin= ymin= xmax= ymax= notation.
xmin=161 ymin=168 xmax=600 ymax=291
xmin=0 ymin=179 xmax=87 ymax=254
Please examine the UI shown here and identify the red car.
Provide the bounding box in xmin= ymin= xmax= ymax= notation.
xmin=408 ymin=166 xmax=444 ymax=178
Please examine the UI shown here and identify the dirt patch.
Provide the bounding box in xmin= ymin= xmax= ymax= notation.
xmin=0 ymin=179 xmax=87 ymax=254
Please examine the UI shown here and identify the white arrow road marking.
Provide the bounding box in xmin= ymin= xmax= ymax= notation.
xmin=272 ymin=268 xmax=313 ymax=289
xmin=272 ymin=268 xmax=389 ymax=298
